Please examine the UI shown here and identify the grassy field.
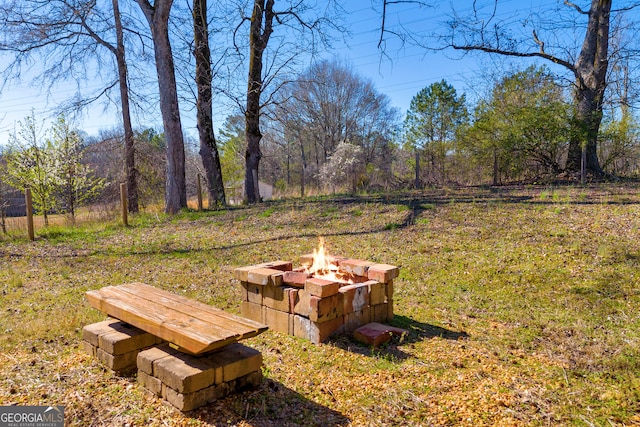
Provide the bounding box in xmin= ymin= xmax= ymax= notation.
xmin=0 ymin=185 xmax=639 ymax=426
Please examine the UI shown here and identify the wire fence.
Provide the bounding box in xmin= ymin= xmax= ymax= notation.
xmin=2 ymin=202 xmax=121 ymax=236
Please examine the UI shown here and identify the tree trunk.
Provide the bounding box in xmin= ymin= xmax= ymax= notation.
xmin=244 ymin=0 xmax=274 ymax=204
xmin=300 ymin=135 xmax=307 ymax=198
xmin=493 ymin=147 xmax=499 ymax=186
xmin=414 ymin=146 xmax=421 ymax=189
xmin=566 ymin=0 xmax=610 ymax=176
xmin=193 ymin=0 xmax=226 ymax=208
xmin=136 ymin=0 xmax=186 ymax=214
xmin=113 ymin=0 xmax=138 ymax=213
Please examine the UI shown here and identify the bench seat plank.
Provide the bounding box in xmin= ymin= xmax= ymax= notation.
xmin=118 ymin=282 xmax=265 ymax=338
xmin=86 ymin=283 xmax=268 ymax=354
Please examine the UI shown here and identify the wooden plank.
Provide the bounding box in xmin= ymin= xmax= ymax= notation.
xmin=86 ymin=287 xmax=238 ymax=354
xmin=118 ymin=283 xmax=267 ymax=339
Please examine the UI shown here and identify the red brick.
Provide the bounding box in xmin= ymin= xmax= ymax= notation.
xmin=287 ymin=287 xmax=299 ymax=313
xmin=305 ymin=277 xmax=340 ymax=297
xmin=282 ymin=271 xmax=311 ymax=287
xmin=234 ymin=261 xmax=292 ymax=282
xmin=339 ymin=283 xmax=369 ymax=313
xmin=343 ymin=306 xmax=371 ymax=332
xmin=366 ymin=280 xmax=386 ymax=305
xmin=294 ymin=290 xmax=342 ymax=322
xmin=263 ymin=285 xmax=292 ymax=312
xmin=386 ymin=280 xmax=394 ymax=300
xmin=293 ymin=289 xmax=312 ymax=317
xmin=371 ymin=303 xmax=389 ymax=323
xmin=367 ymin=264 xmax=400 ymax=283
xmin=309 ymin=294 xmax=343 ymax=323
xmin=338 ymin=259 xmax=375 ymax=277
xmin=247 ymin=268 xmax=284 ymax=286
xmin=240 ymin=301 xmax=264 ymax=324
xmin=241 ymin=281 xmax=263 ymax=305
xmin=293 ymin=315 xmax=342 ymax=344
xmin=259 ymin=261 xmax=293 ymax=272
xmin=353 ymin=322 xmax=407 ymax=348
xmin=263 ymin=306 xmax=293 ymax=334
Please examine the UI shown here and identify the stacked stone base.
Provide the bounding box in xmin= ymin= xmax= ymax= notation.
xmin=137 ymin=343 xmax=263 ymax=411
xmin=236 ymin=258 xmax=399 ymax=344
xmin=81 ymin=319 xmax=164 ymax=375
xmin=82 ymin=320 xmax=263 ymax=411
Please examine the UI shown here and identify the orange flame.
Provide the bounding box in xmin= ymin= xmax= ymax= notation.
xmin=306 ymin=237 xmax=353 ymax=283
xmin=308 ymin=237 xmax=337 ymax=275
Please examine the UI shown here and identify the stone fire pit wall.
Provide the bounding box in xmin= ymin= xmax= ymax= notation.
xmin=234 ymin=257 xmax=399 ymax=344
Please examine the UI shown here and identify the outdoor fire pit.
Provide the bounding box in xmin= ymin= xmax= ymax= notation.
xmin=234 ymin=238 xmax=399 ymax=343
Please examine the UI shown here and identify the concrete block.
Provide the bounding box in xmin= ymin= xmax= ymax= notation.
xmin=82 ymin=319 xmax=125 ymax=346
xmin=162 ymin=382 xmax=218 ymax=412
xmin=136 ymin=344 xmax=179 ymax=375
xmin=153 ymin=351 xmax=218 ymax=393
xmin=98 ymin=328 xmax=161 ymax=356
xmin=138 ymin=370 xmax=162 ymax=396
xmin=210 ymin=343 xmax=263 ymax=383
xmin=96 ymin=348 xmax=138 ymax=375
xmin=234 ymin=370 xmax=263 ymax=392
xmin=81 ymin=340 xmax=96 ymax=357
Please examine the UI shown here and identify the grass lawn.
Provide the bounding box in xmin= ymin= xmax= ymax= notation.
xmin=0 ymin=184 xmax=639 ymax=426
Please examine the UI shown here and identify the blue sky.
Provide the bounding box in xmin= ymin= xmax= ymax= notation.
xmin=0 ymin=0 xmax=587 ymax=143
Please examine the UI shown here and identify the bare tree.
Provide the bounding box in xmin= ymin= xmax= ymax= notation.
xmin=243 ymin=0 xmax=274 ymax=204
xmin=0 ymin=0 xmax=142 ymax=211
xmin=276 ymin=59 xmax=399 ymax=194
xmin=437 ymin=0 xmax=640 ymax=179
xmin=193 ymin=0 xmax=226 ymax=207
xmin=135 ymin=0 xmax=186 ymax=213
xmin=232 ymin=0 xmax=343 ymax=203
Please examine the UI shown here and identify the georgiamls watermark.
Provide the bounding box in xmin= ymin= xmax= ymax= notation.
xmin=0 ymin=406 xmax=64 ymax=427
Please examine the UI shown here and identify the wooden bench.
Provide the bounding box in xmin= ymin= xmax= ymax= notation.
xmin=85 ymin=282 xmax=268 ymax=355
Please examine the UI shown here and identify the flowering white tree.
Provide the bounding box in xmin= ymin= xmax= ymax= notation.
xmin=5 ymin=113 xmax=104 ymax=225
xmin=49 ymin=116 xmax=105 ymax=221
xmin=5 ymin=113 xmax=57 ymax=226
xmin=320 ymin=141 xmax=364 ymax=194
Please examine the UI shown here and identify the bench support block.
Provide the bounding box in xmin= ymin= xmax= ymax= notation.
xmin=82 ymin=319 xmax=164 ymax=375
xmin=137 ymin=343 xmax=263 ymax=411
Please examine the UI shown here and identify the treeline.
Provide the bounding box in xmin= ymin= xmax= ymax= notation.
xmin=0 ymin=1 xmax=639 ymax=219
xmin=2 ymin=61 xmax=639 ymax=228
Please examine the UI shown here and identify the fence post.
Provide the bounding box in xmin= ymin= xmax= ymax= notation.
xmin=25 ymin=188 xmax=34 ymax=241
xmin=120 ymin=183 xmax=128 ymax=226
xmin=197 ymin=174 xmax=203 ymax=211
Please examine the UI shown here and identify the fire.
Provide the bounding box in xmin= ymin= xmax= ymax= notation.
xmin=308 ymin=237 xmax=336 ymax=275
xmin=305 ymin=237 xmax=353 ymax=283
